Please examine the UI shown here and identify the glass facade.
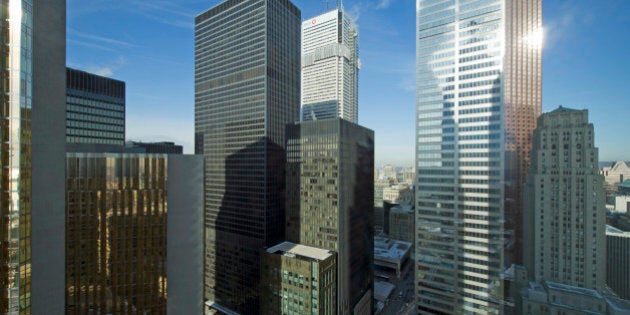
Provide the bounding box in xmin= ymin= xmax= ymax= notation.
xmin=301 ymin=10 xmax=359 ymax=123
xmin=415 ymin=0 xmax=542 ymax=313
xmin=286 ymin=118 xmax=374 ymax=315
xmin=65 ymin=153 xmax=168 ymax=314
xmin=194 ymin=0 xmax=301 ymax=313
xmin=0 ymin=0 xmax=33 ymax=313
xmin=66 ymin=68 xmax=125 ymax=146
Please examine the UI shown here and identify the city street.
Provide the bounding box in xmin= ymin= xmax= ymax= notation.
xmin=378 ymin=260 xmax=415 ymax=315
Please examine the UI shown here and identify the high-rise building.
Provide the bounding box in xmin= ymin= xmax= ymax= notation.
xmin=606 ymin=225 xmax=630 ymax=300
xmin=194 ymin=0 xmax=301 ymax=313
xmin=415 ymin=0 xmax=543 ymax=313
xmin=286 ymin=118 xmax=374 ymax=315
xmin=126 ymin=141 xmax=183 ymax=154
xmin=65 ymin=152 xmax=203 ymax=314
xmin=389 ymin=205 xmax=415 ymax=243
xmin=66 ymin=68 xmax=125 ymax=145
xmin=301 ymin=9 xmax=359 ymax=122
xmin=523 ymin=107 xmax=606 ymax=290
xmin=260 ymin=242 xmax=337 ymax=315
xmin=2 ymin=1 xmax=67 ymax=313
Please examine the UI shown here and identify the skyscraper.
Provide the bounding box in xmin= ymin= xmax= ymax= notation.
xmin=415 ymin=0 xmax=542 ymax=313
xmin=301 ymin=9 xmax=359 ymax=122
xmin=606 ymin=225 xmax=630 ymax=300
xmin=286 ymin=118 xmax=374 ymax=315
xmin=194 ymin=0 xmax=301 ymax=313
xmin=66 ymin=68 xmax=126 ymax=145
xmin=2 ymin=1 xmax=67 ymax=313
xmin=523 ymin=107 xmax=606 ymax=291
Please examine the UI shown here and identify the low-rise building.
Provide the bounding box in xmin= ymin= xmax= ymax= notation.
xmin=374 ymin=237 xmax=411 ymax=277
xmin=521 ymin=281 xmax=630 ymax=315
xmin=260 ymin=242 xmax=337 ymax=315
xmin=601 ymin=162 xmax=630 ymax=192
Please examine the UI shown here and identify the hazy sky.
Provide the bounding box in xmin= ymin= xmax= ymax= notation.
xmin=67 ymin=0 xmax=629 ymax=167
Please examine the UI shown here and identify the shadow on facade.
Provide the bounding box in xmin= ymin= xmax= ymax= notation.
xmin=211 ymin=137 xmax=286 ymax=314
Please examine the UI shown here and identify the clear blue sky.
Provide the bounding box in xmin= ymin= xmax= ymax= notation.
xmin=67 ymin=0 xmax=629 ymax=166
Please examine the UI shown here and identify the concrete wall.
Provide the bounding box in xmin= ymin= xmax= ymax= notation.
xmin=167 ymin=155 xmax=204 ymax=314
xmin=31 ymin=1 xmax=66 ymax=314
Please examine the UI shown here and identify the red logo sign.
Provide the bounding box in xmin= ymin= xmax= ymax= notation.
xmin=312 ymin=19 xmax=316 ymax=25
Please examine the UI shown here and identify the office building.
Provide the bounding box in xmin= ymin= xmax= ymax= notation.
xmin=374 ymin=236 xmax=412 ymax=278
xmin=389 ymin=205 xmax=415 ymax=243
xmin=607 ymin=225 xmax=630 ymax=300
xmin=383 ymin=184 xmax=414 ymax=205
xmin=381 ymin=164 xmax=396 ymax=180
xmin=65 ymin=152 xmax=203 ymax=314
xmin=523 ymin=107 xmax=606 ymax=290
xmin=126 ymin=141 xmax=183 ymax=154
xmin=301 ymin=9 xmax=359 ymax=122
xmin=415 ymin=0 xmax=542 ymax=313
xmin=66 ymin=68 xmax=125 ymax=145
xmin=260 ymin=242 xmax=337 ymax=315
xmin=1 ymin=1 xmax=67 ymax=314
xmin=194 ymin=0 xmax=301 ymax=313
xmin=286 ymin=118 xmax=374 ymax=314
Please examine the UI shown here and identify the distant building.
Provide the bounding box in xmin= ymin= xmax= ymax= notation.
xmin=126 ymin=141 xmax=183 ymax=154
xmin=65 ymin=153 xmax=203 ymax=314
xmin=285 ymin=118 xmax=374 ymax=315
xmin=301 ymin=9 xmax=359 ymax=122
xmin=619 ymin=180 xmax=630 ymax=195
xmin=66 ymin=67 xmax=125 ymax=145
xmin=389 ymin=205 xmax=414 ymax=243
xmin=521 ymin=281 xmax=630 ymax=315
xmin=260 ymin=242 xmax=337 ymax=315
xmin=402 ymin=167 xmax=415 ymax=184
xmin=523 ymin=107 xmax=606 ymax=290
xmin=383 ymin=184 xmax=414 ymax=205
xmin=601 ymin=162 xmax=630 ymax=192
xmin=381 ymin=164 xmax=396 ymax=180
xmin=374 ymin=179 xmax=390 ymax=208
xmin=607 ymin=225 xmax=630 ymax=300
xmin=374 ymin=236 xmax=411 ymax=278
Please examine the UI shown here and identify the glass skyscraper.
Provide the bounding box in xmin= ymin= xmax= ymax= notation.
xmin=194 ymin=0 xmax=301 ymax=313
xmin=301 ymin=9 xmax=359 ymax=123
xmin=415 ymin=0 xmax=542 ymax=314
xmin=0 ymin=1 xmax=33 ymax=313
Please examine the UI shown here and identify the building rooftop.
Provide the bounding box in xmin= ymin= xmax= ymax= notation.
xmin=266 ymin=241 xmax=333 ymax=261
xmin=374 ymin=237 xmax=411 ymax=261
xmin=606 ymin=225 xmax=630 ymax=237
xmin=374 ymin=281 xmax=395 ymax=302
xmin=545 ymin=281 xmax=603 ymax=299
xmin=550 ymin=106 xmax=583 ymax=114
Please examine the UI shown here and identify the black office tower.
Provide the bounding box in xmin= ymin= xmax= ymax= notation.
xmin=66 ymin=68 xmax=125 ymax=145
xmin=194 ymin=0 xmax=301 ymax=313
xmin=286 ymin=118 xmax=375 ymax=314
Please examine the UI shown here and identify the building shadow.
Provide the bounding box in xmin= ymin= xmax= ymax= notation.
xmin=209 ymin=137 xmax=286 ymax=314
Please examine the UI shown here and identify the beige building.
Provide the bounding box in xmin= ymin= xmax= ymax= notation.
xmin=260 ymin=242 xmax=337 ymax=315
xmin=383 ymin=184 xmax=414 ymax=205
xmin=523 ymin=107 xmax=606 ymax=290
xmin=601 ymin=161 xmax=630 ymax=192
